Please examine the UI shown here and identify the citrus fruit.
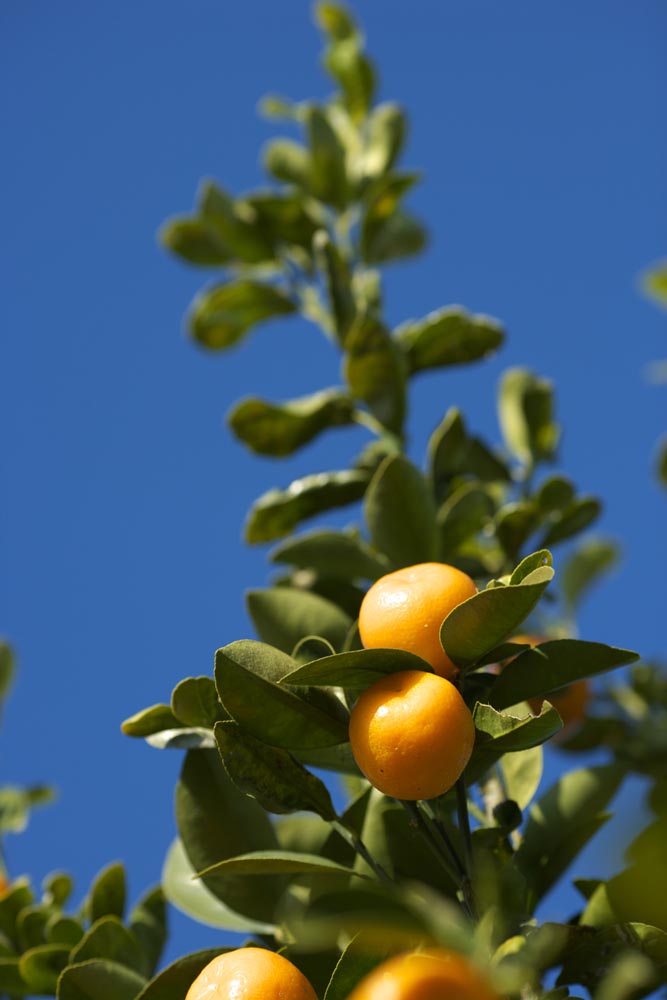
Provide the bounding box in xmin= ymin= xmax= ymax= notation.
xmin=347 ymin=948 xmax=499 ymax=1000
xmin=185 ymin=947 xmax=317 ymax=1000
xmin=358 ymin=563 xmax=477 ymax=679
xmin=349 ymin=670 xmax=475 ymax=800
xmin=506 ymin=635 xmax=590 ymax=728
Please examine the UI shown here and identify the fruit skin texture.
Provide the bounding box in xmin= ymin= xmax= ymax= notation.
xmin=185 ymin=947 xmax=318 ymax=1000
xmin=347 ymin=949 xmax=499 ymax=1000
xmin=507 ymin=635 xmax=590 ymax=728
xmin=349 ymin=670 xmax=475 ymax=800
xmin=358 ymin=563 xmax=477 ymax=679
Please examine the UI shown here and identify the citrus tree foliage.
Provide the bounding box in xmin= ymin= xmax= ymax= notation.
xmin=3 ymin=5 xmax=666 ymax=999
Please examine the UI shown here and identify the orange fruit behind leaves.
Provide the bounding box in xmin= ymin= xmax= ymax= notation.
xmin=347 ymin=949 xmax=499 ymax=1000
xmin=349 ymin=670 xmax=475 ymax=801
xmin=359 ymin=563 xmax=477 ymax=679
xmin=185 ymin=948 xmax=317 ymax=1000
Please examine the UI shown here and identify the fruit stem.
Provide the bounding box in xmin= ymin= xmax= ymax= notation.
xmin=419 ymin=801 xmax=466 ymax=880
xmin=455 ymin=777 xmax=477 ymax=918
xmin=400 ymin=800 xmax=473 ymax=920
xmin=332 ymin=820 xmax=393 ymax=886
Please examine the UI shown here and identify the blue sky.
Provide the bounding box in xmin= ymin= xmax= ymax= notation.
xmin=2 ymin=0 xmax=666 ymax=973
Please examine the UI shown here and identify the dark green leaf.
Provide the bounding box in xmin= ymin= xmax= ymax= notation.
xmin=467 ymin=704 xmax=561 ymax=783
xmin=197 ymin=850 xmax=364 ymax=880
xmin=314 ymin=230 xmax=356 ymax=340
xmin=323 ymin=934 xmax=388 ymax=1000
xmin=515 ymin=764 xmax=625 ymax=906
xmin=306 ymin=106 xmax=349 ymax=208
xmin=17 ymin=905 xmax=50 ymax=950
xmin=365 ymin=454 xmax=436 ymax=567
xmin=19 ymin=944 xmax=70 ymax=993
xmin=229 ymin=389 xmax=355 ymax=457
xmin=245 ymin=470 xmax=369 ymax=544
xmin=436 ymin=483 xmax=493 ymax=558
xmin=175 ymin=750 xmax=282 ymax=923
xmin=247 ymin=587 xmax=351 ymax=655
xmin=561 ymin=538 xmax=620 ymax=612
xmin=189 ymin=280 xmax=296 ymax=351
xmin=57 ymin=959 xmax=146 ymax=1000
xmin=215 ymin=721 xmax=337 ymax=820
xmin=498 ymin=368 xmax=560 ymax=467
xmin=361 ymin=210 xmax=426 ymax=265
xmin=539 ymin=497 xmax=601 ymax=547
xmin=121 ymin=704 xmax=184 ymax=738
xmin=197 ymin=179 xmax=275 ymax=264
xmin=495 ymin=501 xmax=540 ymax=558
xmin=46 ymin=916 xmax=85 ymax=948
xmin=135 ymin=949 xmax=230 ymax=1000
xmin=490 ymin=640 xmax=639 ymax=711
xmin=557 ymin=923 xmax=667 ymax=993
xmin=282 ymin=648 xmax=432 ymax=688
xmin=159 ymin=217 xmax=232 ymax=266
xmin=0 ymin=880 xmax=34 ymax=944
xmin=656 ymin=436 xmax=667 ymax=489
xmin=271 ymin=529 xmax=389 ymax=582
xmin=343 ymin=315 xmax=406 ymax=434
xmin=43 ymin=872 xmax=74 ymax=908
xmin=128 ymin=888 xmax=166 ymax=979
xmin=0 ymin=785 xmax=55 ymax=835
xmin=428 ymin=408 xmax=509 ymax=496
xmin=535 ymin=475 xmax=575 ymax=512
xmin=162 ymin=840 xmax=274 ymax=934
xmin=215 ymin=640 xmax=348 ymax=749
xmin=87 ymin=863 xmax=126 ymax=924
xmin=397 ymin=306 xmax=504 ymax=374
xmin=0 ymin=957 xmax=29 ymax=995
xmin=440 ymin=555 xmax=554 ymax=669
xmin=70 ymin=917 xmax=145 ymax=975
xmin=0 ymin=642 xmax=15 ymax=709
xmin=171 ymin=677 xmax=224 ymax=729
xmin=244 ymin=192 xmax=318 ymax=252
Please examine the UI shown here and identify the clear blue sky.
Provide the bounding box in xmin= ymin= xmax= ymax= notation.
xmin=2 ymin=0 xmax=666 ymax=974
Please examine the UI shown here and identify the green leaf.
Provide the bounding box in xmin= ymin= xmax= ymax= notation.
xmin=515 ymin=764 xmax=625 ymax=906
xmin=175 ymin=750 xmax=282 ymax=923
xmin=315 ymin=3 xmax=357 ymax=42
xmin=656 ymin=436 xmax=667 ymax=489
xmin=121 ymin=704 xmax=184 ymax=738
xmin=364 ymin=454 xmax=436 ymax=567
xmin=539 ymin=497 xmax=601 ymax=547
xmin=0 ymin=642 xmax=15 ymax=710
xmin=135 ymin=949 xmax=230 ymax=1000
xmin=397 ymin=306 xmax=504 ymax=374
xmin=0 ymin=879 xmax=33 ymax=944
xmin=490 ymin=640 xmax=639 ymax=711
xmin=439 ymin=553 xmax=554 ymax=669
xmin=282 ymin=648 xmax=432 ymax=688
xmin=343 ymin=315 xmax=406 ymax=434
xmin=0 ymin=784 xmax=55 ymax=835
xmin=215 ymin=721 xmax=337 ymax=820
xmin=436 ymin=483 xmax=493 ymax=558
xmin=535 ymin=475 xmax=575 ymax=512
xmin=641 ymin=259 xmax=667 ymax=309
xmin=128 ymin=888 xmax=166 ymax=979
xmin=473 ymin=702 xmax=563 ymax=753
xmin=361 ymin=103 xmax=406 ymax=179
xmin=57 ymin=959 xmax=146 ymax=1000
xmin=197 ymin=850 xmax=365 ymax=880
xmin=197 ymin=179 xmax=275 ymax=264
xmin=17 ymin=905 xmax=50 ymax=950
xmin=557 ymin=923 xmax=667 ymax=993
xmin=19 ymin=944 xmax=70 ymax=993
xmin=87 ymin=863 xmax=126 ymax=924
xmin=561 ymin=538 xmax=620 ymax=612
xmin=189 ymin=280 xmax=296 ymax=351
xmin=145 ymin=727 xmax=215 ymax=751
xmin=0 ymin=958 xmax=29 ymax=995
xmin=306 ymin=106 xmax=349 ymax=208
xmin=428 ymin=408 xmax=510 ymax=496
xmin=215 ymin=641 xmax=348 ymax=749
xmin=323 ymin=934 xmax=388 ymax=1000
xmin=162 ymin=840 xmax=274 ymax=934
xmin=170 ymin=677 xmax=224 ymax=728
xmin=159 ymin=217 xmax=232 ymax=266
xmin=498 ymin=368 xmax=560 ymax=467
xmin=361 ymin=210 xmax=426 ymax=265
xmin=271 ymin=529 xmax=389 ymax=582
xmin=244 ymin=192 xmax=318 ymax=253
xmin=46 ymin=916 xmax=85 ymax=948
xmin=594 ymin=952 xmax=659 ymax=1000
xmin=247 ymin=588 xmax=352 ymax=655
xmin=500 ymin=746 xmax=543 ymax=810
xmin=245 ymin=470 xmax=369 ymax=544
xmin=70 ymin=917 xmax=145 ymax=975
xmin=229 ymin=389 xmax=355 ymax=457
xmin=495 ymin=501 xmax=540 ymax=558
xmin=314 ymin=230 xmax=356 ymax=340
xmin=264 ymin=139 xmax=312 ymax=187
xmin=43 ymin=872 xmax=74 ymax=908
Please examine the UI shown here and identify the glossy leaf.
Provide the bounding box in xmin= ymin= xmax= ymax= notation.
xmin=19 ymin=944 xmax=69 ymax=993
xmin=247 ymin=588 xmax=351 ymax=655
xmin=245 ymin=470 xmax=369 ymax=544
xmin=128 ymin=887 xmax=166 ymax=979
xmin=162 ymin=839 xmax=274 ymax=934
xmin=324 ymin=934 xmax=388 ymax=1000
xmin=515 ymin=764 xmax=625 ymax=905
xmin=561 ymin=538 xmax=619 ymax=612
xmin=539 ymin=496 xmax=601 ymax=547
xmin=397 ymin=306 xmax=503 ymax=374
xmin=428 ymin=408 xmax=510 ymax=494
xmin=306 ymin=106 xmax=349 ymax=208
xmin=473 ymin=702 xmax=563 ymax=753
xmin=198 ymin=850 xmax=365 ymax=880
xmin=189 ymin=280 xmax=296 ymax=351
xmin=283 ymin=648 xmax=432 ymax=688
xmin=57 ymin=959 xmax=146 ymax=1000
xmin=365 ymin=454 xmax=436 ymax=567
xmin=121 ymin=704 xmax=183 ymax=738
xmin=535 ymin=474 xmax=575 ymax=512
xmin=229 ymin=389 xmax=355 ymax=457
xmin=498 ymin=368 xmax=560 ymax=467
xmin=495 ymin=501 xmax=539 ymax=558
xmin=175 ymin=750 xmax=282 ymax=923
xmin=215 ymin=721 xmax=337 ymax=820
xmin=215 ymin=641 xmax=347 ymax=749
xmin=343 ymin=315 xmax=406 ymax=434
xmin=500 ymin=746 xmax=543 ymax=810
xmin=437 ymin=483 xmax=493 ymax=558
xmin=361 ymin=210 xmax=426 ymax=265
xmin=439 ymin=554 xmax=554 ymax=668
xmin=135 ymin=948 xmax=230 ymax=1000
xmin=271 ymin=528 xmax=389 ymax=581
xmin=69 ymin=917 xmax=144 ymax=975
xmin=170 ymin=677 xmax=224 ymax=728
xmin=87 ymin=863 xmax=126 ymax=924
xmin=490 ymin=640 xmax=639 ymax=711
xmin=46 ymin=916 xmax=84 ymax=948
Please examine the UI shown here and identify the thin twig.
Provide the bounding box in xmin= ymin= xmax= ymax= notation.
xmin=455 ymin=777 xmax=477 ymax=918
xmin=332 ymin=820 xmax=393 ymax=886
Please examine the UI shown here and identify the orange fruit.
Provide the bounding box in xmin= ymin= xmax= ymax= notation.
xmin=185 ymin=947 xmax=317 ymax=1000
xmin=359 ymin=563 xmax=477 ymax=679
xmin=506 ymin=635 xmax=590 ymax=728
xmin=349 ymin=670 xmax=475 ymax=800
xmin=347 ymin=949 xmax=499 ymax=1000
xmin=0 ymin=873 xmax=9 ymax=899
